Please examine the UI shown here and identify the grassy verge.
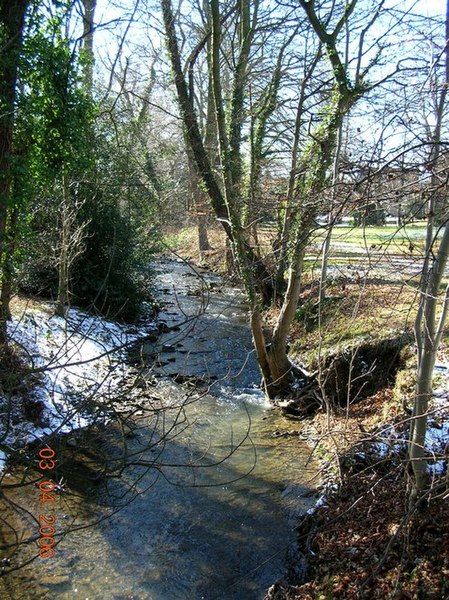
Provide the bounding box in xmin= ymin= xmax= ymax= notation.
xmin=164 ymin=222 xmax=434 ymax=276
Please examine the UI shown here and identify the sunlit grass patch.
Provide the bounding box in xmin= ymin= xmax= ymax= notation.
xmin=290 ymin=282 xmax=417 ymax=363
xmin=324 ymin=223 xmax=431 ymax=254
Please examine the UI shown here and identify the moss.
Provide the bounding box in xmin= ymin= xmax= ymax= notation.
xmin=163 ymin=227 xmax=197 ymax=251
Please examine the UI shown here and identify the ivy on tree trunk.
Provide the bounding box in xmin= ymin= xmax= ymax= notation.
xmin=0 ymin=0 xmax=28 ymax=344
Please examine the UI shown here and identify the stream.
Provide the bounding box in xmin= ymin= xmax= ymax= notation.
xmin=1 ymin=258 xmax=318 ymax=600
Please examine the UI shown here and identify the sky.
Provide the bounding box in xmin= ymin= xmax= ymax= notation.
xmin=87 ymin=0 xmax=447 ymax=165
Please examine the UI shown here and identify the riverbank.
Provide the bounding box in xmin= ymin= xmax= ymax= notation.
xmin=168 ymin=229 xmax=449 ymax=599
xmin=0 ymin=295 xmax=158 ymax=466
xmin=267 ymin=363 xmax=449 ymax=598
xmin=264 ymin=389 xmax=449 ymax=599
xmin=2 ymin=248 xmax=448 ymax=598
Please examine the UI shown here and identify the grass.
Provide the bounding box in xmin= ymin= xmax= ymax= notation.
xmin=324 ymin=223 xmax=430 ymax=252
xmin=305 ymin=223 xmax=434 ymax=263
xmin=163 ymin=222 xmax=427 ymax=344
xmin=163 ymin=227 xmax=200 ymax=253
xmin=165 ymin=222 xmax=434 ymax=268
xmin=286 ymin=281 xmax=416 ymax=364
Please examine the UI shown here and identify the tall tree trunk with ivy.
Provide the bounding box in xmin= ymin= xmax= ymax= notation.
xmin=266 ymin=0 xmax=368 ymax=394
xmin=274 ymin=46 xmax=322 ymax=298
xmin=319 ymin=121 xmax=344 ymax=305
xmin=0 ymin=0 xmax=28 ymax=344
xmin=55 ymin=166 xmax=71 ymax=317
xmin=267 ymin=92 xmax=361 ymax=393
xmin=81 ymin=0 xmax=97 ymax=93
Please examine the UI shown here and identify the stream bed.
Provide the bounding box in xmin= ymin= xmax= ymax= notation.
xmin=0 ymin=258 xmax=318 ymax=600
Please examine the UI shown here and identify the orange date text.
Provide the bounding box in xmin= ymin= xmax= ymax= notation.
xmin=37 ymin=447 xmax=57 ymax=558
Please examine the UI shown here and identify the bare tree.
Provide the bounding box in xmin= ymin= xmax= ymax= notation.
xmin=161 ymin=0 xmax=394 ymax=398
xmin=409 ymin=0 xmax=449 ymax=496
xmin=55 ymin=172 xmax=90 ymax=317
xmin=80 ymin=0 xmax=97 ymax=92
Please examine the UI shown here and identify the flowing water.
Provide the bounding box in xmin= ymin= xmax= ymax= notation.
xmin=0 ymin=258 xmax=318 ymax=600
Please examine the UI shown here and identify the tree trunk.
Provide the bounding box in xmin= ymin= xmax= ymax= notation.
xmin=162 ymin=0 xmax=275 ymax=303
xmin=249 ymin=306 xmax=273 ymax=395
xmin=198 ymin=214 xmax=211 ymax=252
xmin=225 ymin=236 xmax=235 ymax=276
xmin=162 ymin=0 xmax=370 ymax=398
xmin=56 ymin=167 xmax=71 ymax=317
xmin=267 ymin=80 xmax=359 ymax=394
xmin=0 ymin=0 xmax=28 ymax=344
xmin=274 ymin=51 xmax=321 ymax=297
xmin=409 ymin=0 xmax=449 ymax=497
xmin=186 ymin=147 xmax=212 ymax=253
xmin=81 ymin=0 xmax=97 ymax=93
xmin=411 ymin=223 xmax=449 ymax=496
xmin=409 ymin=350 xmax=434 ymax=494
xmin=319 ymin=121 xmax=344 ymax=304
xmin=0 ymin=206 xmax=18 ymax=327
xmin=267 ymin=238 xmax=307 ymax=396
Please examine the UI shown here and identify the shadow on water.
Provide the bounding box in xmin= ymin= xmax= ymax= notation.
xmin=0 ymin=258 xmax=319 ymax=600
xmin=83 ymin=425 xmax=314 ymax=600
xmin=1 ymin=405 xmax=317 ymax=600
